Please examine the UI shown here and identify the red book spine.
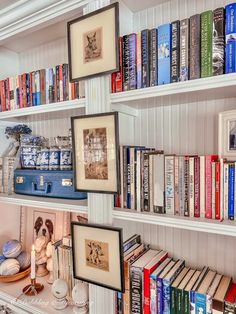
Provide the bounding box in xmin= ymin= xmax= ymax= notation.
xmin=22 ymin=74 xmax=27 ymax=108
xmin=115 ymin=37 xmax=123 ymax=92
xmin=215 ymin=161 xmax=221 ymax=220
xmin=18 ymin=75 xmax=23 ymax=108
xmin=143 ymin=252 xmax=168 ymax=314
xmin=111 ymin=73 xmax=116 ymax=93
xmin=205 ymin=155 xmax=218 ymax=219
xmin=5 ymin=78 xmax=10 ymax=111
xmin=0 ymin=80 xmax=6 ymax=112
xmin=194 ymin=156 xmax=200 ymax=217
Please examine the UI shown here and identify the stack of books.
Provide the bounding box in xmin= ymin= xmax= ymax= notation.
xmin=0 ymin=63 xmax=85 ymax=112
xmin=111 ymin=3 xmax=236 ymax=93
xmin=116 ymin=234 xmax=235 ymax=314
xmin=115 ymin=146 xmax=236 ymax=221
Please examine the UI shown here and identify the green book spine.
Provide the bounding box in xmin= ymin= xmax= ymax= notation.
xmin=170 ymin=286 xmax=176 ymax=314
xmin=201 ymin=10 xmax=213 ymax=77
xmin=183 ymin=290 xmax=190 ymax=314
xmin=177 ymin=289 xmax=183 ymax=314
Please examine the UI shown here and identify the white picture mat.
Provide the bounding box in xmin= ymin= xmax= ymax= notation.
xmin=73 ymin=225 xmax=121 ymax=289
xmin=70 ymin=7 xmax=117 ymax=79
xmin=219 ymin=110 xmax=236 ymax=160
xmin=73 ymin=115 xmax=117 ymax=191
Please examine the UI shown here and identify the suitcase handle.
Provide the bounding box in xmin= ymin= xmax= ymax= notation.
xmin=32 ymin=182 xmax=52 ymax=195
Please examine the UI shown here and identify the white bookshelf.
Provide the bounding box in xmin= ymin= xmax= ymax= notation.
xmin=0 ymin=99 xmax=86 ymax=121
xmin=0 ymin=276 xmax=74 ymax=314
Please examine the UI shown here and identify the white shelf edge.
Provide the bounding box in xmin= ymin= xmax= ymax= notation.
xmin=110 ymin=73 xmax=236 ymax=104
xmin=113 ymin=208 xmax=236 ymax=237
xmin=0 ymin=193 xmax=88 ymax=213
xmin=0 ymin=99 xmax=86 ymax=120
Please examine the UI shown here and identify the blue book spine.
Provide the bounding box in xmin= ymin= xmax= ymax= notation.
xmin=150 ymin=275 xmax=158 ymax=314
xmin=129 ymin=33 xmax=137 ymax=90
xmin=158 ymin=24 xmax=172 ymax=85
xmin=228 ymin=164 xmax=235 ymax=220
xmin=225 ymin=3 xmax=236 ymax=73
xmin=195 ymin=292 xmax=206 ymax=314
xmin=163 ymin=280 xmax=171 ymax=314
xmin=141 ymin=29 xmax=150 ymax=88
xmin=127 ymin=147 xmax=131 ymax=209
xmin=157 ymin=277 xmax=163 ymax=314
xmin=137 ymin=33 xmax=142 ymax=89
xmin=190 ymin=291 xmax=196 ymax=314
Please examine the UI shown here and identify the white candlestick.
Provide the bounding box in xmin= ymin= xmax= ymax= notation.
xmin=31 ymin=244 xmax=36 ymax=280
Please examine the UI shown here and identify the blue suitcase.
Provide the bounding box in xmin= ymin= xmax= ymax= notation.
xmin=14 ymin=169 xmax=87 ymax=200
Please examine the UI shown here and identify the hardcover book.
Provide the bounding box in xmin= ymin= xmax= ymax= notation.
xmin=224 ymin=283 xmax=236 ymax=314
xmin=190 ymin=267 xmax=209 ymax=314
xmin=141 ymin=29 xmax=151 ymax=88
xmin=129 ymin=33 xmax=137 ymax=90
xmin=179 ymin=19 xmax=189 ymax=81
xmin=206 ymin=274 xmax=222 ymax=314
xmin=115 ymin=37 xmax=123 ymax=92
xmin=205 ymin=155 xmax=218 ymax=219
xmin=201 ymin=10 xmax=213 ymax=77
xmin=212 ymin=276 xmax=232 ymax=314
xmin=189 ymin=14 xmax=201 ymax=80
xmin=136 ymin=32 xmax=142 ymax=89
xmin=158 ymin=24 xmax=172 ymax=85
xmin=165 ymin=155 xmax=175 ymax=215
xmin=225 ymin=3 xmax=236 ymax=73
xmin=171 ymin=20 xmax=180 ymax=83
xmin=228 ymin=163 xmax=235 ymax=220
xmin=123 ymin=35 xmax=130 ymax=91
xmin=176 ymin=269 xmax=195 ymax=314
xmin=152 ymin=151 xmax=165 ymax=213
xmin=183 ymin=270 xmax=200 ymax=314
xmin=150 ymin=28 xmax=158 ymax=87
xmin=213 ymin=7 xmax=225 ymax=76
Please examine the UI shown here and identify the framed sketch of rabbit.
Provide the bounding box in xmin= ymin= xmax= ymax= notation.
xmin=67 ymin=2 xmax=119 ymax=81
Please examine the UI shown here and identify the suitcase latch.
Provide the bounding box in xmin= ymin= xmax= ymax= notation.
xmin=62 ymin=179 xmax=72 ymax=186
xmin=16 ymin=176 xmax=24 ymax=184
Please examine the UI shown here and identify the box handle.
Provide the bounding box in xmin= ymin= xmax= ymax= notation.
xmin=32 ymin=182 xmax=52 ymax=195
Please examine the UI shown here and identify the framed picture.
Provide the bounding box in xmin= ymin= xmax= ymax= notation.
xmin=67 ymin=2 xmax=119 ymax=81
xmin=20 ymin=207 xmax=71 ymax=251
xmin=71 ymin=112 xmax=120 ymax=193
xmin=71 ymin=222 xmax=124 ymax=292
xmin=219 ymin=110 xmax=236 ymax=159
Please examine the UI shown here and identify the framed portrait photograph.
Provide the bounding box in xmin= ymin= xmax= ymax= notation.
xmin=71 ymin=112 xmax=120 ymax=193
xmin=219 ymin=110 xmax=236 ymax=159
xmin=71 ymin=222 xmax=124 ymax=292
xmin=67 ymin=2 xmax=119 ymax=81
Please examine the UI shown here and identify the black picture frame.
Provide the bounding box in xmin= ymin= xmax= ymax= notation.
xmin=71 ymin=111 xmax=120 ymax=194
xmin=67 ymin=2 xmax=119 ymax=82
xmin=71 ymin=221 xmax=125 ymax=293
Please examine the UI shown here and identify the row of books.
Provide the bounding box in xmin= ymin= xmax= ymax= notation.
xmin=117 ymin=233 xmax=235 ymax=314
xmin=0 ymin=63 xmax=85 ymax=112
xmin=115 ymin=146 xmax=236 ymax=220
xmin=111 ymin=3 xmax=236 ymax=93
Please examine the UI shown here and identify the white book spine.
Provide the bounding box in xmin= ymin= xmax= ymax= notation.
xmin=179 ymin=156 xmax=185 ymax=216
xmin=224 ymin=163 xmax=229 ymax=220
xmin=174 ymin=156 xmax=180 ymax=215
xmin=153 ymin=154 xmax=164 ymax=213
xmin=165 ymin=156 xmax=175 ymax=215
xmin=211 ymin=162 xmax=216 ymax=220
xmin=200 ymin=156 xmax=205 ymax=218
xmin=136 ymin=150 xmax=141 ymax=212
xmin=189 ymin=157 xmax=195 ymax=217
xmin=149 ymin=154 xmax=154 ymax=212
xmin=220 ymin=158 xmax=224 ymax=220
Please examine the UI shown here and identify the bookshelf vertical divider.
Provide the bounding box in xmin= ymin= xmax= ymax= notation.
xmin=83 ymin=1 xmax=115 ymax=314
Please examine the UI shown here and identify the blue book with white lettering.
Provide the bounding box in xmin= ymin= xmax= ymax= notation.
xmin=225 ymin=3 xmax=236 ymax=73
xmin=129 ymin=33 xmax=137 ymax=90
xmin=158 ymin=24 xmax=172 ymax=85
xmin=228 ymin=163 xmax=235 ymax=220
xmin=195 ymin=292 xmax=207 ymax=314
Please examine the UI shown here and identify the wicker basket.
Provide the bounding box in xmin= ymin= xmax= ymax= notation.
xmin=0 ymin=267 xmax=30 ymax=283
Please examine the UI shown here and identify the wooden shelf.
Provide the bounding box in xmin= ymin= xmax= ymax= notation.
xmin=0 ymin=99 xmax=86 ymax=121
xmin=0 ymin=193 xmax=88 ymax=213
xmin=113 ymin=208 xmax=236 ymax=237
xmin=110 ymin=73 xmax=236 ymax=106
xmin=0 ymin=276 xmax=74 ymax=314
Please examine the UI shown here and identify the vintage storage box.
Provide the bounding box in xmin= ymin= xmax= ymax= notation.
xmin=14 ymin=169 xmax=87 ymax=199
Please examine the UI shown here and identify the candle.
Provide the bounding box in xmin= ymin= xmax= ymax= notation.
xmin=31 ymin=244 xmax=36 ymax=279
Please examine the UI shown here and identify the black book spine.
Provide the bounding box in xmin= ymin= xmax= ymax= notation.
xmin=213 ymin=7 xmax=225 ymax=76
xmin=123 ymin=35 xmax=130 ymax=91
xmin=130 ymin=266 xmax=143 ymax=314
xmin=150 ymin=28 xmax=158 ymax=86
xmin=189 ymin=14 xmax=201 ymax=80
xmin=171 ymin=20 xmax=180 ymax=82
xmin=141 ymin=29 xmax=150 ymax=88
xmin=143 ymin=153 xmax=149 ymax=211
